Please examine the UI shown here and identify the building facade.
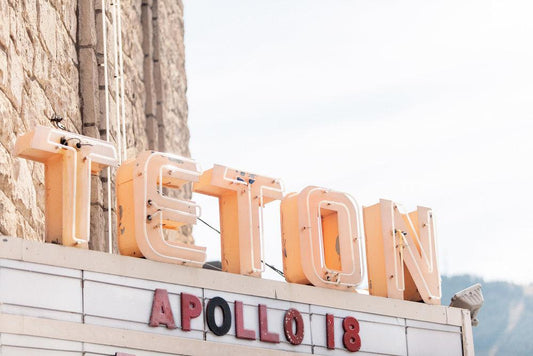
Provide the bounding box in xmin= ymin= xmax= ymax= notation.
xmin=0 ymin=0 xmax=192 ymax=252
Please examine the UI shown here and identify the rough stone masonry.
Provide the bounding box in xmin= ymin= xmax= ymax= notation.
xmin=0 ymin=0 xmax=192 ymax=252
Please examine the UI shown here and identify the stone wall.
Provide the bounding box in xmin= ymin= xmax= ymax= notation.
xmin=0 ymin=0 xmax=191 ymax=251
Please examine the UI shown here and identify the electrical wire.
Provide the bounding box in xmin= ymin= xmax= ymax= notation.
xmin=197 ymin=217 xmax=284 ymax=277
xmin=111 ymin=0 xmax=122 ymax=164
xmin=262 ymin=260 xmax=285 ymax=278
xmin=197 ymin=217 xmax=220 ymax=234
xmin=117 ymin=0 xmax=127 ymax=161
xmin=101 ymin=0 xmax=113 ymax=253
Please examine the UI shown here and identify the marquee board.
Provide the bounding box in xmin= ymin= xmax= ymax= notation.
xmin=0 ymin=236 xmax=473 ymax=355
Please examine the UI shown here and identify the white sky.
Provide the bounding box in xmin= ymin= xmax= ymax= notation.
xmin=183 ymin=0 xmax=533 ymax=285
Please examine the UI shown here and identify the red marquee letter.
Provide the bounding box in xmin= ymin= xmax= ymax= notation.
xmin=235 ymin=301 xmax=256 ymax=340
xmin=258 ymin=304 xmax=279 ymax=343
xmin=149 ymin=289 xmax=176 ymax=329
xmin=181 ymin=293 xmax=202 ymax=331
xmin=326 ymin=313 xmax=335 ymax=349
xmin=283 ymin=308 xmax=304 ymax=345
xmin=342 ymin=316 xmax=361 ymax=352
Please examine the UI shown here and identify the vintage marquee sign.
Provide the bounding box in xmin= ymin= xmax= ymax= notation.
xmin=147 ymin=288 xmax=361 ymax=352
xmin=14 ymin=126 xmax=441 ymax=305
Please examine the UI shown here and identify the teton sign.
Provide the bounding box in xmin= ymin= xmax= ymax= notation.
xmin=15 ymin=126 xmax=441 ymax=304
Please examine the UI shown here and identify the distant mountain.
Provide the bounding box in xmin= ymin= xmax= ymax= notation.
xmin=441 ymin=275 xmax=533 ymax=355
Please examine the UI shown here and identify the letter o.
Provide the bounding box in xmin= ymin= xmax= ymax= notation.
xmin=283 ymin=308 xmax=304 ymax=345
xmin=206 ymin=297 xmax=232 ymax=336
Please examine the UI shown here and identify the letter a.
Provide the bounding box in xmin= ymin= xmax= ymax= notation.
xmin=149 ymin=289 xmax=176 ymax=329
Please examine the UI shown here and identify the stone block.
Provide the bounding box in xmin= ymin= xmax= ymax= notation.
xmin=90 ymin=175 xmax=103 ymax=204
xmin=145 ymin=115 xmax=157 ymax=150
xmin=0 ymin=48 xmax=7 ymax=92
xmin=0 ymin=1 xmax=9 ymax=49
xmin=7 ymin=3 xmax=17 ymax=46
xmin=22 ymin=0 xmax=38 ymax=31
xmin=18 ymin=210 xmax=44 ymax=241
xmin=97 ymin=88 xmax=106 ymax=132
xmin=78 ymin=0 xmax=97 ymax=47
xmin=153 ymin=61 xmax=162 ymax=98
xmin=21 ymin=80 xmax=53 ymax=137
xmin=38 ymin=0 xmax=57 ymax=57
xmin=79 ymin=47 xmax=100 ymax=124
xmin=33 ymin=42 xmax=52 ymax=89
xmin=98 ymin=91 xmax=118 ymax=136
xmin=0 ymin=190 xmax=18 ymax=236
xmin=141 ymin=3 xmax=152 ymax=56
xmin=31 ymin=160 xmax=45 ymax=212
xmin=11 ymin=10 xmax=35 ymax=75
xmin=0 ymin=142 xmax=14 ymax=197
xmin=105 ymin=19 xmax=116 ymax=68
xmin=8 ymin=44 xmax=24 ymax=111
xmin=57 ymin=53 xmax=79 ymax=91
xmin=44 ymin=61 xmax=81 ymax=133
xmin=0 ymin=95 xmax=16 ymax=151
xmin=89 ymin=202 xmax=105 ymax=252
xmin=98 ymin=62 xmax=117 ymax=99
xmin=59 ymin=0 xmax=77 ymax=41
xmin=11 ymin=158 xmax=37 ymax=222
xmin=143 ymin=61 xmax=155 ymax=116
xmin=94 ymin=11 xmax=104 ymax=54
xmin=57 ymin=25 xmax=78 ymax=66
xmin=95 ymin=11 xmax=115 ymax=64
xmin=82 ymin=124 xmax=99 ymax=138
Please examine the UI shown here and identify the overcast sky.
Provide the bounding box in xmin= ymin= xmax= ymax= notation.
xmin=183 ymin=0 xmax=533 ymax=285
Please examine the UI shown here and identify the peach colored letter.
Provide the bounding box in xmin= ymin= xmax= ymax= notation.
xmin=363 ymin=199 xmax=441 ymax=304
xmin=280 ymin=186 xmax=364 ymax=290
xmin=194 ymin=165 xmax=283 ymax=276
xmin=14 ymin=125 xmax=118 ymax=247
xmin=117 ymin=151 xmax=206 ymax=265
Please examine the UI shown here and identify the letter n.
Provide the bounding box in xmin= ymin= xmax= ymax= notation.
xmin=363 ymin=199 xmax=441 ymax=304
